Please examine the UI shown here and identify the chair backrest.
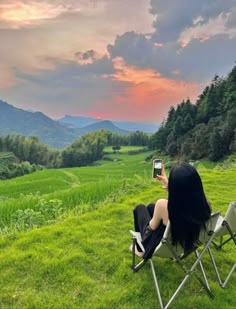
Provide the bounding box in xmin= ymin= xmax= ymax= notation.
xmin=199 ymin=212 xmax=221 ymax=243
xmin=224 ymin=201 xmax=236 ymax=232
xmin=153 ymin=212 xmax=221 ymax=259
xmin=216 ymin=201 xmax=236 ymax=236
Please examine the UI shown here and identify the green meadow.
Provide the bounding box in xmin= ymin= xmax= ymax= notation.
xmin=0 ymin=148 xmax=235 ymax=308
xmin=104 ymin=146 xmax=147 ymax=153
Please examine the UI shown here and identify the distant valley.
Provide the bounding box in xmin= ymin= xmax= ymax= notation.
xmin=0 ymin=100 xmax=159 ymax=148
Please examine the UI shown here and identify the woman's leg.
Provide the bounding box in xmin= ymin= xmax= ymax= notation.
xmin=147 ymin=203 xmax=155 ymax=217
xmin=133 ymin=204 xmax=151 ymax=253
xmin=133 ymin=204 xmax=151 ymax=235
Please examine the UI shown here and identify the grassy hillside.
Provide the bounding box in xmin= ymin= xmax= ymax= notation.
xmin=0 ymin=150 xmax=235 ymax=308
xmin=0 ymin=150 xmax=152 ymax=229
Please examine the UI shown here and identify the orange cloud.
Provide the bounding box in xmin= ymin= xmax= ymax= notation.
xmin=0 ymin=1 xmax=67 ymax=28
xmin=92 ymin=58 xmax=201 ymax=121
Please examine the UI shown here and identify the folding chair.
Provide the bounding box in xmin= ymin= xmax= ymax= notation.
xmin=130 ymin=212 xmax=220 ymax=309
xmin=208 ymin=201 xmax=236 ymax=288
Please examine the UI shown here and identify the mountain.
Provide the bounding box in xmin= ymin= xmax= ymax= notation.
xmin=58 ymin=115 xmax=101 ymax=128
xmin=113 ymin=120 xmax=159 ymax=133
xmin=58 ymin=115 xmax=159 ymax=133
xmin=79 ymin=120 xmax=129 ymax=135
xmin=0 ymin=101 xmax=131 ymax=149
xmin=0 ymin=100 xmax=158 ymax=149
xmin=0 ymin=100 xmax=76 ymax=148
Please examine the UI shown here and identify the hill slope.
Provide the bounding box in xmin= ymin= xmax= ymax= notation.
xmin=79 ymin=120 xmax=129 ymax=135
xmin=0 ymin=163 xmax=235 ymax=308
xmin=0 ymin=100 xmax=76 ymax=148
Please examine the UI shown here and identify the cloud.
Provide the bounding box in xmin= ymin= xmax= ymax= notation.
xmin=15 ymin=55 xmax=115 ymax=86
xmin=0 ymin=0 xmax=107 ymax=29
xmin=149 ymin=0 xmax=236 ymax=43
xmin=226 ymin=6 xmax=236 ymax=28
xmin=0 ymin=65 xmax=16 ymax=89
xmin=0 ymin=0 xmax=154 ymax=86
xmin=0 ymin=0 xmax=72 ymax=29
xmin=178 ymin=12 xmax=236 ymax=46
xmin=1 ymin=1 xmax=236 ymax=122
xmin=78 ymin=50 xmax=95 ymax=60
xmin=1 ymin=54 xmax=200 ymax=121
xmin=91 ymin=58 xmax=200 ymax=121
xmin=107 ymin=32 xmax=160 ymax=70
xmin=107 ymin=24 xmax=236 ymax=83
xmin=1 ymin=55 xmax=129 ymax=118
xmin=75 ymin=50 xmax=97 ymax=64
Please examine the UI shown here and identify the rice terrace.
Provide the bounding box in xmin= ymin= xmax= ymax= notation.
xmin=0 ymin=146 xmax=235 ymax=308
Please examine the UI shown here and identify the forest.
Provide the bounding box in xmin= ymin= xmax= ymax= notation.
xmin=150 ymin=65 xmax=236 ymax=161
xmin=0 ymin=130 xmax=150 ymax=178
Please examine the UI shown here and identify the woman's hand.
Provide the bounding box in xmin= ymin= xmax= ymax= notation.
xmin=156 ymin=165 xmax=168 ymax=190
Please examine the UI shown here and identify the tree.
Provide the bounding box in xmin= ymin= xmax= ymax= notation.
xmin=0 ymin=137 xmax=3 ymax=151
xmin=150 ymin=124 xmax=169 ymax=151
xmin=230 ymin=129 xmax=236 ymax=152
xmin=191 ymin=124 xmax=209 ymax=159
xmin=180 ymin=138 xmax=193 ymax=159
xmin=112 ymin=145 xmax=121 ymax=153
xmin=166 ymin=141 xmax=178 ymax=157
xmin=173 ymin=116 xmax=183 ymax=137
xmin=182 ymin=113 xmax=194 ymax=132
xmin=222 ymin=65 xmax=236 ymax=113
xmin=150 ymin=64 xmax=236 ymax=161
xmin=62 ymin=130 xmax=108 ymax=167
xmin=209 ymin=128 xmax=225 ymax=161
xmin=221 ymin=108 xmax=236 ymax=154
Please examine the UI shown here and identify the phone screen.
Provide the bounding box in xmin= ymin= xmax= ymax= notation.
xmin=153 ymin=160 xmax=162 ymax=178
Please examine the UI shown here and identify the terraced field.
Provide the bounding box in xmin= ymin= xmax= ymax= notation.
xmin=0 ymin=149 xmax=235 ymax=308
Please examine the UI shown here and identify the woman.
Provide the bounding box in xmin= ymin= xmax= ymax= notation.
xmin=132 ymin=163 xmax=211 ymax=259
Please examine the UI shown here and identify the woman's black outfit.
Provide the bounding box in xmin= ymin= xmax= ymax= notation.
xmin=133 ymin=203 xmax=166 ymax=260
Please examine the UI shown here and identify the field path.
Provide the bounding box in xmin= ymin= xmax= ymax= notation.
xmin=62 ymin=170 xmax=80 ymax=188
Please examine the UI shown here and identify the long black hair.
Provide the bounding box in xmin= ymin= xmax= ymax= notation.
xmin=167 ymin=163 xmax=211 ymax=252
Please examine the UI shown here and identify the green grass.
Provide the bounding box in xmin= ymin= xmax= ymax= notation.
xmin=0 ymin=152 xmax=152 ymax=228
xmin=0 ymin=154 xmax=235 ymax=308
xmin=104 ymin=146 xmax=147 ymax=153
xmin=0 ymin=171 xmax=235 ymax=308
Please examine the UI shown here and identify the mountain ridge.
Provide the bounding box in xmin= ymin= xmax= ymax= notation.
xmin=79 ymin=120 xmax=128 ymax=135
xmin=58 ymin=115 xmax=159 ymax=133
xmin=0 ymin=100 xmax=76 ymax=148
xmin=0 ymin=100 xmax=158 ymax=148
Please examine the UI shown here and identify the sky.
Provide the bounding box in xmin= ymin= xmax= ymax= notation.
xmin=0 ymin=0 xmax=236 ymax=122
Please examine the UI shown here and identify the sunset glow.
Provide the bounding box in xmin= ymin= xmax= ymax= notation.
xmin=0 ymin=0 xmax=235 ymax=122
xmin=0 ymin=1 xmax=66 ymax=27
xmin=90 ymin=58 xmax=200 ymax=121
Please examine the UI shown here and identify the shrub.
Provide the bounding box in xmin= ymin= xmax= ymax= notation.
xmin=12 ymin=209 xmax=44 ymax=231
xmin=11 ymin=199 xmax=63 ymax=231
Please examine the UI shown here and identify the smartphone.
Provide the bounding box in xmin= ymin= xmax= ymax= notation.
xmin=153 ymin=159 xmax=162 ymax=178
